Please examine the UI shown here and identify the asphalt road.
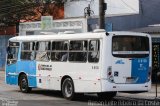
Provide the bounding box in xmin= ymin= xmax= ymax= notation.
xmin=0 ymin=71 xmax=160 ymax=106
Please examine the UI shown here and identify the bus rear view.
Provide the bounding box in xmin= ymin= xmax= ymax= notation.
xmin=101 ymin=32 xmax=151 ymax=94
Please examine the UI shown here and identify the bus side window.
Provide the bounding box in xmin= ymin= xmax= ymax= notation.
xmin=35 ymin=41 xmax=51 ymax=61
xmin=32 ymin=42 xmax=35 ymax=50
xmin=88 ymin=40 xmax=100 ymax=63
xmin=51 ymin=41 xmax=68 ymax=62
xmin=69 ymin=40 xmax=87 ymax=62
xmin=36 ymin=42 xmax=39 ymax=50
xmin=21 ymin=42 xmax=35 ymax=60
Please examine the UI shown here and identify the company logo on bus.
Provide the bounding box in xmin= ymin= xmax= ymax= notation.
xmin=115 ymin=60 xmax=125 ymax=64
xmin=38 ymin=64 xmax=52 ymax=71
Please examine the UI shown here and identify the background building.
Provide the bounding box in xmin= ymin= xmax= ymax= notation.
xmin=65 ymin=0 xmax=160 ymax=31
xmin=64 ymin=0 xmax=139 ymax=18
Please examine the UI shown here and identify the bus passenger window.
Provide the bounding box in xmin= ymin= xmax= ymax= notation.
xmin=21 ymin=42 xmax=35 ymax=60
xmin=35 ymin=42 xmax=51 ymax=61
xmin=88 ymin=40 xmax=100 ymax=63
xmin=69 ymin=40 xmax=87 ymax=62
xmin=51 ymin=41 xmax=68 ymax=62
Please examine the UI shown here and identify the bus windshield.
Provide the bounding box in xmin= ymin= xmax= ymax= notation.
xmin=7 ymin=42 xmax=19 ymax=64
xmin=112 ymin=36 xmax=149 ymax=58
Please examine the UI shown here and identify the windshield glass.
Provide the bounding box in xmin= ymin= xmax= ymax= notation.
xmin=7 ymin=42 xmax=19 ymax=64
xmin=112 ymin=36 xmax=149 ymax=58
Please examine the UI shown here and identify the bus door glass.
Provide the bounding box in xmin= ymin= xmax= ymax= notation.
xmin=112 ymin=36 xmax=149 ymax=84
xmin=6 ymin=42 xmax=19 ymax=84
xmin=7 ymin=42 xmax=19 ymax=65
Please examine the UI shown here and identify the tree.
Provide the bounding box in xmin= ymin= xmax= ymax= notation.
xmin=0 ymin=0 xmax=64 ymax=28
xmin=0 ymin=0 xmax=38 ymax=27
xmin=35 ymin=0 xmax=64 ymax=19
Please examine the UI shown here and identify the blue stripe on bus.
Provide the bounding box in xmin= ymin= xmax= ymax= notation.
xmin=17 ymin=61 xmax=37 ymax=87
xmin=6 ymin=64 xmax=18 ymax=85
xmin=6 ymin=61 xmax=37 ymax=88
xmin=131 ymin=57 xmax=149 ymax=84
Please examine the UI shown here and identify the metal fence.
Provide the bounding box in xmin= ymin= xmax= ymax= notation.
xmin=0 ymin=35 xmax=13 ymax=70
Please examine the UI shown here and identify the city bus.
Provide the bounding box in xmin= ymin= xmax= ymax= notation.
xmin=5 ymin=30 xmax=152 ymax=100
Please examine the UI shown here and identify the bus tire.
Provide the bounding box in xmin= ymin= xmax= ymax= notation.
xmin=97 ymin=92 xmax=117 ymax=100
xmin=19 ymin=74 xmax=32 ymax=93
xmin=62 ymin=78 xmax=75 ymax=100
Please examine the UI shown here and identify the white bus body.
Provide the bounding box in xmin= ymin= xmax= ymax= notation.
xmin=5 ymin=31 xmax=152 ymax=100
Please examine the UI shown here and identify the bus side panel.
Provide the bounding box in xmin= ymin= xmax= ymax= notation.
xmin=74 ymin=80 xmax=101 ymax=93
xmin=17 ymin=61 xmax=37 ymax=88
xmin=6 ymin=64 xmax=18 ymax=85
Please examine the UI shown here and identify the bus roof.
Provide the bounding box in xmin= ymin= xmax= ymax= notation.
xmin=9 ymin=31 xmax=149 ymax=42
xmin=9 ymin=32 xmax=105 ymax=42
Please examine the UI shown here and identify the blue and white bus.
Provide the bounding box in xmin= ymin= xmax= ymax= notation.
xmin=5 ymin=30 xmax=152 ymax=100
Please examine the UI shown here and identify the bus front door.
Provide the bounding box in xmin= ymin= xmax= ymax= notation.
xmin=6 ymin=43 xmax=19 ymax=85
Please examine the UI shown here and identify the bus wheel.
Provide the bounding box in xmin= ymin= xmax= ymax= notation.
xmin=19 ymin=74 xmax=32 ymax=93
xmin=97 ymin=92 xmax=117 ymax=100
xmin=62 ymin=78 xmax=75 ymax=100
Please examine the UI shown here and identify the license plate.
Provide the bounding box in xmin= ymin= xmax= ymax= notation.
xmin=126 ymin=77 xmax=138 ymax=83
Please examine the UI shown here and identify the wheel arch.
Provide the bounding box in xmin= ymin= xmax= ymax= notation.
xmin=61 ymin=75 xmax=74 ymax=90
xmin=18 ymin=72 xmax=27 ymax=86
